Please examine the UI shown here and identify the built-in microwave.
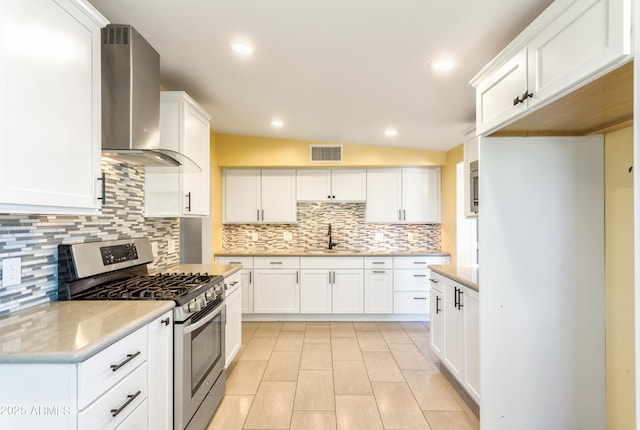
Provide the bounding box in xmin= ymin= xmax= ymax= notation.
xmin=469 ymin=160 xmax=478 ymax=214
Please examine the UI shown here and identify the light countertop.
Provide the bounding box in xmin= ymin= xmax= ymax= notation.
xmin=429 ymin=264 xmax=479 ymax=291
xmin=0 ymin=301 xmax=174 ymax=363
xmin=158 ymin=263 xmax=242 ymax=278
xmin=216 ymin=248 xmax=450 ymax=257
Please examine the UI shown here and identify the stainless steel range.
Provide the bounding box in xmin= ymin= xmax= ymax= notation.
xmin=58 ymin=238 xmax=226 ymax=430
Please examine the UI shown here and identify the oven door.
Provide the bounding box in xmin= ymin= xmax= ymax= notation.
xmin=174 ymin=300 xmax=226 ymax=430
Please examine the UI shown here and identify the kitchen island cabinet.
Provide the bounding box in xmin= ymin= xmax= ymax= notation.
xmin=145 ymin=91 xmax=212 ymax=217
xmin=0 ymin=0 xmax=108 ymax=214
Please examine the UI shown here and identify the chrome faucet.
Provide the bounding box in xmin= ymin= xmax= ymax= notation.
xmin=327 ymin=223 xmax=337 ymax=250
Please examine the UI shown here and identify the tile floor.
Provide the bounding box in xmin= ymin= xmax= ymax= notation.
xmin=207 ymin=321 xmax=479 ymax=430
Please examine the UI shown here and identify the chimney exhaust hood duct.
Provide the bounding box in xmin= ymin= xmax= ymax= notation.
xmin=101 ymin=25 xmax=199 ymax=170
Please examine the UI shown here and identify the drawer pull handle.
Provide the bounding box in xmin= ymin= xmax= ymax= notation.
xmin=270 ymin=262 xmax=283 ymax=265
xmin=111 ymin=390 xmax=141 ymax=417
xmin=372 ymin=262 xmax=385 ymax=265
xmin=110 ymin=351 xmax=141 ymax=372
xmin=161 ymin=318 xmax=170 ymax=326
xmin=413 ymin=297 xmax=427 ymax=300
xmin=413 ymin=274 xmax=427 ymax=277
xmin=429 ymin=278 xmax=439 ymax=283
xmin=373 ymin=270 xmax=386 ymax=274
xmin=230 ymin=261 xmax=242 ymax=264
xmin=230 ymin=281 xmax=239 ymax=286
xmin=413 ymin=262 xmax=427 ymax=265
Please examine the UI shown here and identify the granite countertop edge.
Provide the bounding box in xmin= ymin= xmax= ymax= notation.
xmin=215 ymin=249 xmax=451 ymax=257
xmin=429 ymin=264 xmax=479 ymax=291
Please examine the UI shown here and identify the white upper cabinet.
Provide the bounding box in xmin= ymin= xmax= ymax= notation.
xmin=366 ymin=168 xmax=441 ymax=224
xmin=223 ymin=169 xmax=297 ymax=224
xmin=145 ymin=91 xmax=211 ymax=217
xmin=296 ymin=169 xmax=366 ymax=202
xmin=0 ymin=0 xmax=108 ymax=214
xmin=473 ymin=0 xmax=631 ymax=135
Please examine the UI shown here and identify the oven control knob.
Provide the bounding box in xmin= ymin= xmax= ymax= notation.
xmin=188 ymin=299 xmax=201 ymax=313
xmin=205 ymin=290 xmax=215 ymax=300
xmin=198 ymin=296 xmax=207 ymax=308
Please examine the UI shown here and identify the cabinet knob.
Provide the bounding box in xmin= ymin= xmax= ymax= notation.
xmin=161 ymin=317 xmax=170 ymax=326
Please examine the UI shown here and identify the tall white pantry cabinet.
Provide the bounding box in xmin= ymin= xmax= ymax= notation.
xmin=0 ymin=0 xmax=108 ymax=214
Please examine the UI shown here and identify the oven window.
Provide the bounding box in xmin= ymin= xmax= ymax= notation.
xmin=191 ymin=311 xmax=222 ymax=394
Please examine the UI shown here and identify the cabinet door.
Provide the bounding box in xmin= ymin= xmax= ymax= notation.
xmin=527 ymin=0 xmax=630 ymax=109
xmin=402 ymin=168 xmax=441 ymax=223
xmin=0 ymin=0 xmax=105 ymax=214
xmin=225 ymin=287 xmax=242 ymax=366
xmin=393 ymin=269 xmax=430 ymax=292
xmin=364 ymin=270 xmax=393 ymax=314
xmin=147 ymin=311 xmax=172 ymax=430
xmin=300 ymin=270 xmax=332 ymax=313
xmin=365 ymin=169 xmax=402 ymax=223
xmin=224 ymin=169 xmax=261 ymax=223
xmin=253 ymin=269 xmax=300 ymax=313
xmin=430 ymin=285 xmax=444 ymax=359
xmin=475 ymin=48 xmax=528 ymax=135
xmin=463 ymin=287 xmax=480 ymax=403
xmin=240 ymin=269 xmax=254 ymax=313
xmin=261 ymin=169 xmax=297 ymax=223
xmin=332 ymin=269 xmax=364 ymax=313
xmin=331 ymin=169 xmax=366 ymax=202
xmin=443 ymin=281 xmax=464 ymax=379
xmin=181 ymin=102 xmax=210 ymax=216
xmin=296 ymin=169 xmax=331 ymax=201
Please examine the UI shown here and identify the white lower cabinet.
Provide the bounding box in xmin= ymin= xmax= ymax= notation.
xmin=392 ymin=256 xmax=448 ymax=314
xmin=215 ymin=256 xmax=254 ymax=313
xmin=0 ymin=311 xmax=172 ymax=430
xmin=364 ymin=265 xmax=393 ymax=314
xmin=463 ymin=287 xmax=480 ymax=403
xmin=332 ymin=270 xmax=364 ymax=313
xmin=300 ymin=270 xmax=332 ymax=313
xmin=443 ymin=279 xmax=464 ymax=380
xmin=253 ymin=257 xmax=300 ymax=313
xmin=299 ymin=257 xmax=364 ymax=314
xmin=225 ymin=271 xmax=242 ymax=366
xmin=429 ymin=274 xmax=444 ymax=358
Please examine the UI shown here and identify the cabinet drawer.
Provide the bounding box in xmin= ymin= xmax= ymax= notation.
xmin=429 ymin=273 xmax=445 ymax=293
xmin=216 ymin=256 xmax=254 ymax=268
xmin=393 ymin=292 xmax=429 ymax=314
xmin=115 ymin=398 xmax=148 ymax=430
xmin=364 ymin=257 xmax=393 ymax=269
xmin=300 ymin=256 xmax=364 ymax=269
xmin=78 ymin=326 xmax=148 ymax=408
xmin=224 ymin=270 xmax=242 ymax=294
xmin=394 ymin=269 xmax=430 ymax=292
xmin=78 ymin=362 xmax=148 ymax=430
xmin=254 ymin=256 xmax=299 ymax=269
xmin=393 ymin=256 xmax=448 ymax=269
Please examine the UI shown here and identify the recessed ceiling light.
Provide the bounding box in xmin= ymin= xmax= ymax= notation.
xmin=430 ymin=59 xmax=455 ymax=72
xmin=231 ymin=41 xmax=253 ymax=56
xmin=384 ymin=128 xmax=398 ymax=137
xmin=269 ymin=119 xmax=284 ymax=128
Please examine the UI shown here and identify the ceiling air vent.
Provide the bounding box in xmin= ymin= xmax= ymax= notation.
xmin=310 ymin=145 xmax=343 ymax=163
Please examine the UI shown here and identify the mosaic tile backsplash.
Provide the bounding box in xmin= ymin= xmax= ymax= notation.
xmin=0 ymin=161 xmax=180 ymax=317
xmin=223 ymin=203 xmax=441 ymax=251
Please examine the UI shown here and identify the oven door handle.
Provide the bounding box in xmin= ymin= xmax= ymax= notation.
xmin=183 ymin=304 xmax=224 ymax=335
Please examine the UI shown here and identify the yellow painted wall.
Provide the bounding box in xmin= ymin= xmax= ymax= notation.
xmin=216 ymin=134 xmax=446 ymax=167
xmin=210 ymin=129 xmax=223 ymax=254
xmin=604 ymin=126 xmax=635 ymax=429
xmin=440 ymin=144 xmax=463 ymax=264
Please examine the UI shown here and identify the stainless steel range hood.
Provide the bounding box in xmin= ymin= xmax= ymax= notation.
xmin=101 ymin=25 xmax=198 ymax=169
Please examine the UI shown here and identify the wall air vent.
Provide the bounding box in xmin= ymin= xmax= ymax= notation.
xmin=310 ymin=145 xmax=343 ymax=163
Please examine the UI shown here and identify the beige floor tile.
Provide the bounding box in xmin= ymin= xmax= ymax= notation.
xmin=403 ymin=370 xmax=463 ymax=411
xmin=274 ymin=331 xmax=305 ymax=352
xmin=263 ymin=351 xmax=301 ymax=382
xmin=207 ymin=394 xmax=254 ymax=430
xmin=330 ymin=322 xmax=356 ymax=338
xmin=376 ymin=322 xmax=403 ymax=330
xmin=282 ymin=322 xmax=307 ymax=331
xmin=225 ymin=360 xmax=268 ymax=395
xmin=243 ymin=381 xmax=296 ymax=429
xmin=240 ymin=337 xmax=277 ymax=361
xmin=372 ymin=381 xmax=431 ymax=429
xmin=356 ymin=331 xmax=389 ymax=352
xmin=254 ymin=322 xmax=283 ymax=337
xmin=331 ymin=337 xmax=362 ymax=361
xmin=424 ymin=411 xmax=479 ymax=430
xmin=290 ymin=411 xmax=336 ymax=430
xmin=304 ymin=325 xmax=331 ymax=344
xmin=362 ymin=351 xmax=404 ymax=382
xmin=335 ymin=395 xmax=384 ymax=430
xmin=333 ymin=360 xmax=372 ymax=395
xmin=293 ymin=370 xmax=335 ymax=411
xmin=353 ymin=322 xmax=379 ymax=332
xmin=380 ymin=328 xmax=413 ymax=344
xmin=242 ymin=323 xmax=260 ymax=345
xmin=388 ymin=343 xmax=432 ymax=370
xmin=300 ymin=343 xmax=333 ymax=370
xmin=411 ymin=336 xmax=440 ymax=363
xmin=401 ymin=322 xmax=430 ymax=336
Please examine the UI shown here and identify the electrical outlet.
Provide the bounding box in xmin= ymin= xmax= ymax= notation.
xmin=283 ymin=232 xmax=292 ymax=241
xmin=151 ymin=241 xmax=159 ymax=257
xmin=167 ymin=239 xmax=176 ymax=254
xmin=251 ymin=232 xmax=259 ymax=241
xmin=2 ymin=257 xmax=21 ymax=287
xmin=408 ymin=232 xmax=414 ymax=242
xmin=375 ymin=232 xmax=384 ymax=241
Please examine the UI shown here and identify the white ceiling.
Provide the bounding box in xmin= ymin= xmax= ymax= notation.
xmin=88 ymin=0 xmax=554 ymax=151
